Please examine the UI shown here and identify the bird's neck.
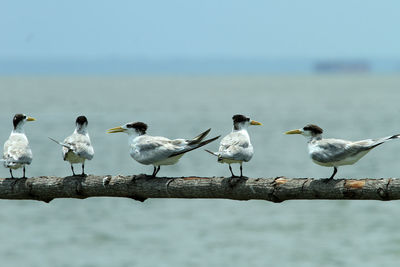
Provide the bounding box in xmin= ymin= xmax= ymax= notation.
xmin=233 ymin=125 xmax=248 ymax=132
xmin=74 ymin=127 xmax=88 ymax=135
xmin=308 ymin=135 xmax=322 ymax=143
xmin=12 ymin=125 xmax=25 ymax=134
xmin=128 ymin=132 xmax=144 ymax=144
xmin=232 ymin=127 xmax=250 ymax=140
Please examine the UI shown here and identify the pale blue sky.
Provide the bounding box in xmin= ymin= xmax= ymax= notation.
xmin=1 ymin=0 xmax=400 ymax=60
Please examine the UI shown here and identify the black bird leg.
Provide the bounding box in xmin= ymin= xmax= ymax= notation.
xmin=228 ymin=164 xmax=245 ymax=188
xmin=71 ymin=165 xmax=76 ymax=176
xmin=155 ymin=166 xmax=160 ymax=176
xmin=23 ymin=166 xmax=26 ymax=178
xmin=81 ymin=163 xmax=85 ymax=176
xmin=325 ymin=167 xmax=338 ymax=182
xmin=228 ymin=165 xmax=236 ymax=178
xmin=152 ymin=166 xmax=161 ymax=177
xmin=330 ymin=167 xmax=338 ymax=179
xmin=9 ymin=169 xmax=14 ymax=179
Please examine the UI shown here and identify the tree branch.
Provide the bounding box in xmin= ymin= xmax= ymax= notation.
xmin=0 ymin=175 xmax=399 ymax=203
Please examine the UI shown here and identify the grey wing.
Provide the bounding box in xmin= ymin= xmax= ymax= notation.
xmin=134 ymin=136 xmax=186 ymax=163
xmin=63 ymin=135 xmax=94 ymax=160
xmin=219 ymin=133 xmax=243 ymax=150
xmin=3 ymin=140 xmax=11 ymax=159
xmin=142 ymin=137 xmax=185 ymax=154
xmin=218 ymin=133 xmax=252 ymax=161
xmin=312 ymin=139 xmax=371 ymax=163
xmin=75 ymin=143 xmax=94 ymax=160
xmin=3 ymin=138 xmax=32 ymax=165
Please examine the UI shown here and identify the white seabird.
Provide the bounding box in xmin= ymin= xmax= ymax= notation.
xmin=49 ymin=116 xmax=94 ymax=176
xmin=205 ymin=114 xmax=262 ymax=177
xmin=107 ymin=122 xmax=220 ymax=177
xmin=3 ymin=113 xmax=35 ymax=178
xmin=285 ymin=124 xmax=400 ymax=180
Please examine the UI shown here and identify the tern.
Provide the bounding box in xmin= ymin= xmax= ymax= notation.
xmin=285 ymin=124 xmax=400 ymax=180
xmin=49 ymin=116 xmax=94 ymax=176
xmin=3 ymin=114 xmax=35 ymax=178
xmin=107 ymin=122 xmax=220 ymax=177
xmin=205 ymin=114 xmax=262 ymax=177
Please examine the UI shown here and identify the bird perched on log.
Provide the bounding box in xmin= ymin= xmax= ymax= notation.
xmin=285 ymin=124 xmax=400 ymax=181
xmin=107 ymin=122 xmax=220 ymax=177
xmin=3 ymin=113 xmax=36 ymax=178
xmin=205 ymin=114 xmax=262 ymax=177
xmin=49 ymin=116 xmax=94 ymax=176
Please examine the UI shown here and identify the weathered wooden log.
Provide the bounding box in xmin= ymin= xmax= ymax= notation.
xmin=0 ymin=175 xmax=397 ymax=203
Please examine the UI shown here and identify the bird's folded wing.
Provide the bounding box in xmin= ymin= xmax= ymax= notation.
xmin=136 ymin=137 xmax=184 ymax=160
xmin=220 ymin=133 xmax=249 ymax=149
xmin=313 ymin=139 xmax=371 ymax=163
xmin=74 ymin=144 xmax=94 ymax=160
xmin=218 ymin=134 xmax=250 ymax=159
xmin=58 ymin=134 xmax=94 ymax=160
xmin=218 ymin=146 xmax=249 ymax=160
xmin=3 ymin=150 xmax=32 ymax=165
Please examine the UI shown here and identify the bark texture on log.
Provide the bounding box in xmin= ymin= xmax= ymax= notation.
xmin=0 ymin=175 xmax=398 ymax=203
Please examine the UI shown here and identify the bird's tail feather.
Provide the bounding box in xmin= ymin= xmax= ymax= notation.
xmin=48 ymin=137 xmax=72 ymax=150
xmin=187 ymin=128 xmax=211 ymax=145
xmin=197 ymin=135 xmax=220 ymax=148
xmin=369 ymin=134 xmax=400 ymax=149
xmin=377 ymin=134 xmax=400 ymax=143
xmin=205 ymin=149 xmax=218 ymax=157
xmin=388 ymin=134 xmax=400 ymax=140
xmin=169 ymin=135 xmax=220 ymax=157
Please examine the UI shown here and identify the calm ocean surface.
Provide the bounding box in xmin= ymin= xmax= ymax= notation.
xmin=1 ymin=75 xmax=400 ymax=267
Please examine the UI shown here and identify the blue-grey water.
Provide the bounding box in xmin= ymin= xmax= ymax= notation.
xmin=1 ymin=75 xmax=400 ymax=267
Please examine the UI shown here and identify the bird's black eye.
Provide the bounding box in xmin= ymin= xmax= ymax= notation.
xmin=23 ymin=116 xmax=26 ymax=119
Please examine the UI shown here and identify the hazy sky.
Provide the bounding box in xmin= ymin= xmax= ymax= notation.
xmin=2 ymin=0 xmax=400 ymax=60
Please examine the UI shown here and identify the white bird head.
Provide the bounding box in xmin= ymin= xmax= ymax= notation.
xmin=13 ymin=113 xmax=35 ymax=132
xmin=232 ymin=114 xmax=262 ymax=130
xmin=75 ymin=115 xmax=89 ymax=133
xmin=107 ymin=122 xmax=148 ymax=136
xmin=285 ymin=124 xmax=323 ymax=137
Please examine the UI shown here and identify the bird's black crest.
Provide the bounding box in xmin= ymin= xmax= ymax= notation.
xmin=13 ymin=114 xmax=26 ymax=129
xmin=127 ymin=122 xmax=148 ymax=134
xmin=232 ymin=114 xmax=250 ymax=124
xmin=76 ymin=116 xmax=88 ymax=125
xmin=303 ymin=124 xmax=323 ymax=135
